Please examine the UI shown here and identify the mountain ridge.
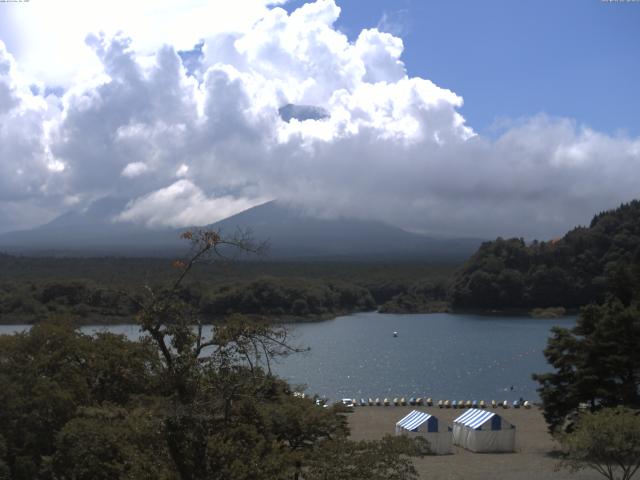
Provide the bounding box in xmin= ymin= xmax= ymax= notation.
xmin=0 ymin=199 xmax=482 ymax=261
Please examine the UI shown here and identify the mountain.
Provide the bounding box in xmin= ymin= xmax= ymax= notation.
xmin=208 ymin=201 xmax=481 ymax=261
xmin=0 ymin=198 xmax=482 ymax=261
xmin=0 ymin=197 xmax=182 ymax=256
xmin=278 ymin=103 xmax=330 ymax=122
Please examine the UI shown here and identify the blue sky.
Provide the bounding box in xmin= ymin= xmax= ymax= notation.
xmin=285 ymin=0 xmax=640 ymax=136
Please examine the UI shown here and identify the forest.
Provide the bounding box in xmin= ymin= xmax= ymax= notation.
xmin=0 ymin=255 xmax=455 ymax=324
xmin=449 ymin=200 xmax=640 ymax=311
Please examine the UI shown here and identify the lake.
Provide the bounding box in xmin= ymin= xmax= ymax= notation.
xmin=0 ymin=312 xmax=575 ymax=402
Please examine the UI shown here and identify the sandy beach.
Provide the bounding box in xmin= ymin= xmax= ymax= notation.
xmin=347 ymin=405 xmax=601 ymax=480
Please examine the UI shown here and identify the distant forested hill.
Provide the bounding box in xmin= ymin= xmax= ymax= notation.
xmin=449 ymin=200 xmax=640 ymax=310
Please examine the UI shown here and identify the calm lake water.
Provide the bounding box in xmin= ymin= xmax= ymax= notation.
xmin=0 ymin=312 xmax=576 ymax=402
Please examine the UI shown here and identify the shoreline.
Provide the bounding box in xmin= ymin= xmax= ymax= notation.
xmin=0 ymin=307 xmax=579 ymax=327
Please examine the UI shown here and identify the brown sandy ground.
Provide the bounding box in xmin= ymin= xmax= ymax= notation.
xmin=347 ymin=405 xmax=602 ymax=480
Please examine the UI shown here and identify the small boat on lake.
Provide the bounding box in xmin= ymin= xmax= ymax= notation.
xmin=393 ymin=331 xmax=398 ymax=337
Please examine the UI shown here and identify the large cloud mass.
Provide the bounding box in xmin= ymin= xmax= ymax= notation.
xmin=0 ymin=0 xmax=639 ymax=238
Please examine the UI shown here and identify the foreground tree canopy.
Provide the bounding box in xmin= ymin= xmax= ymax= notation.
xmin=557 ymin=407 xmax=640 ymax=480
xmin=0 ymin=230 xmax=428 ymax=480
xmin=533 ymin=298 xmax=640 ymax=433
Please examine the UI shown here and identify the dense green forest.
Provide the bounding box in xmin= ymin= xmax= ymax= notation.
xmin=449 ymin=200 xmax=640 ymax=311
xmin=0 ymin=255 xmax=455 ymax=324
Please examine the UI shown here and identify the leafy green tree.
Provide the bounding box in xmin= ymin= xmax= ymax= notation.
xmin=556 ymin=407 xmax=640 ymax=480
xmin=534 ymin=299 xmax=640 ymax=433
xmin=0 ymin=318 xmax=161 ymax=479
xmin=53 ymin=406 xmax=176 ymax=480
xmin=305 ymin=435 xmax=429 ymax=480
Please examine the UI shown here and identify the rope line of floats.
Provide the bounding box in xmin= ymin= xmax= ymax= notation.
xmin=347 ymin=398 xmax=532 ymax=409
xmin=292 ymin=393 xmax=532 ymax=409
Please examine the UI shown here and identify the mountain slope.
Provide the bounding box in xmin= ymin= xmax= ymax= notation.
xmin=0 ymin=197 xmax=182 ymax=255
xmin=0 ymin=199 xmax=481 ymax=261
xmin=207 ymin=201 xmax=481 ymax=261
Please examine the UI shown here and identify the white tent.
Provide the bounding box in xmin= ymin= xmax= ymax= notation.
xmin=395 ymin=410 xmax=452 ymax=455
xmin=452 ymin=408 xmax=515 ymax=453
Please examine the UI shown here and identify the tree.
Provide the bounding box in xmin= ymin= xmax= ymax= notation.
xmin=0 ymin=228 xmax=428 ymax=479
xmin=305 ymin=435 xmax=429 ymax=480
xmin=534 ymin=299 xmax=640 ymax=433
xmin=0 ymin=318 xmax=160 ymax=479
xmin=556 ymin=407 xmax=640 ymax=480
xmin=128 ymin=228 xmax=427 ymax=480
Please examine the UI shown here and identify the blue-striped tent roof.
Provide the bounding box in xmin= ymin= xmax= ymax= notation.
xmin=397 ymin=410 xmax=436 ymax=432
xmin=454 ymin=409 xmax=500 ymax=430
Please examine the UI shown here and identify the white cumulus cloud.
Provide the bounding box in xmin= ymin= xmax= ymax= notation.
xmin=0 ymin=0 xmax=639 ymax=239
xmin=115 ymin=179 xmax=268 ymax=228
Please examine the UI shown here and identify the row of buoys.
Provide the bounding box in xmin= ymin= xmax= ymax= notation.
xmin=342 ymin=397 xmax=532 ymax=409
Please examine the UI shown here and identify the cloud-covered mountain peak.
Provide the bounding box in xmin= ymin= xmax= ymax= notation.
xmin=278 ymin=103 xmax=330 ymax=122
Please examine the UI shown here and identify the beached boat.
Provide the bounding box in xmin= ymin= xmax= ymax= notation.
xmin=427 ymin=398 xmax=433 ymax=406
xmin=444 ymin=400 xmax=451 ymax=408
xmin=438 ymin=399 xmax=443 ymax=408
xmin=393 ymin=397 xmax=399 ymax=406
xmin=472 ymin=400 xmax=478 ymax=408
xmin=479 ymin=400 xmax=486 ymax=408
xmin=502 ymin=400 xmax=509 ymax=408
xmin=491 ymin=400 xmax=497 ymax=408
xmin=400 ymin=397 xmax=407 ymax=406
xmin=523 ymin=400 xmax=531 ymax=409
xmin=416 ymin=397 xmax=423 ymax=406
xmin=375 ymin=398 xmax=381 ymax=406
xmin=384 ymin=398 xmax=390 ymax=406
xmin=452 ymin=400 xmax=458 ymax=409
xmin=359 ymin=398 xmax=367 ymax=406
xmin=465 ymin=400 xmax=472 ymax=408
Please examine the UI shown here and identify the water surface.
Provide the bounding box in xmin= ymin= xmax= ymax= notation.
xmin=0 ymin=312 xmax=575 ymax=402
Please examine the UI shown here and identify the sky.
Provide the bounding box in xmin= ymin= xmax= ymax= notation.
xmin=0 ymin=0 xmax=639 ymax=239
